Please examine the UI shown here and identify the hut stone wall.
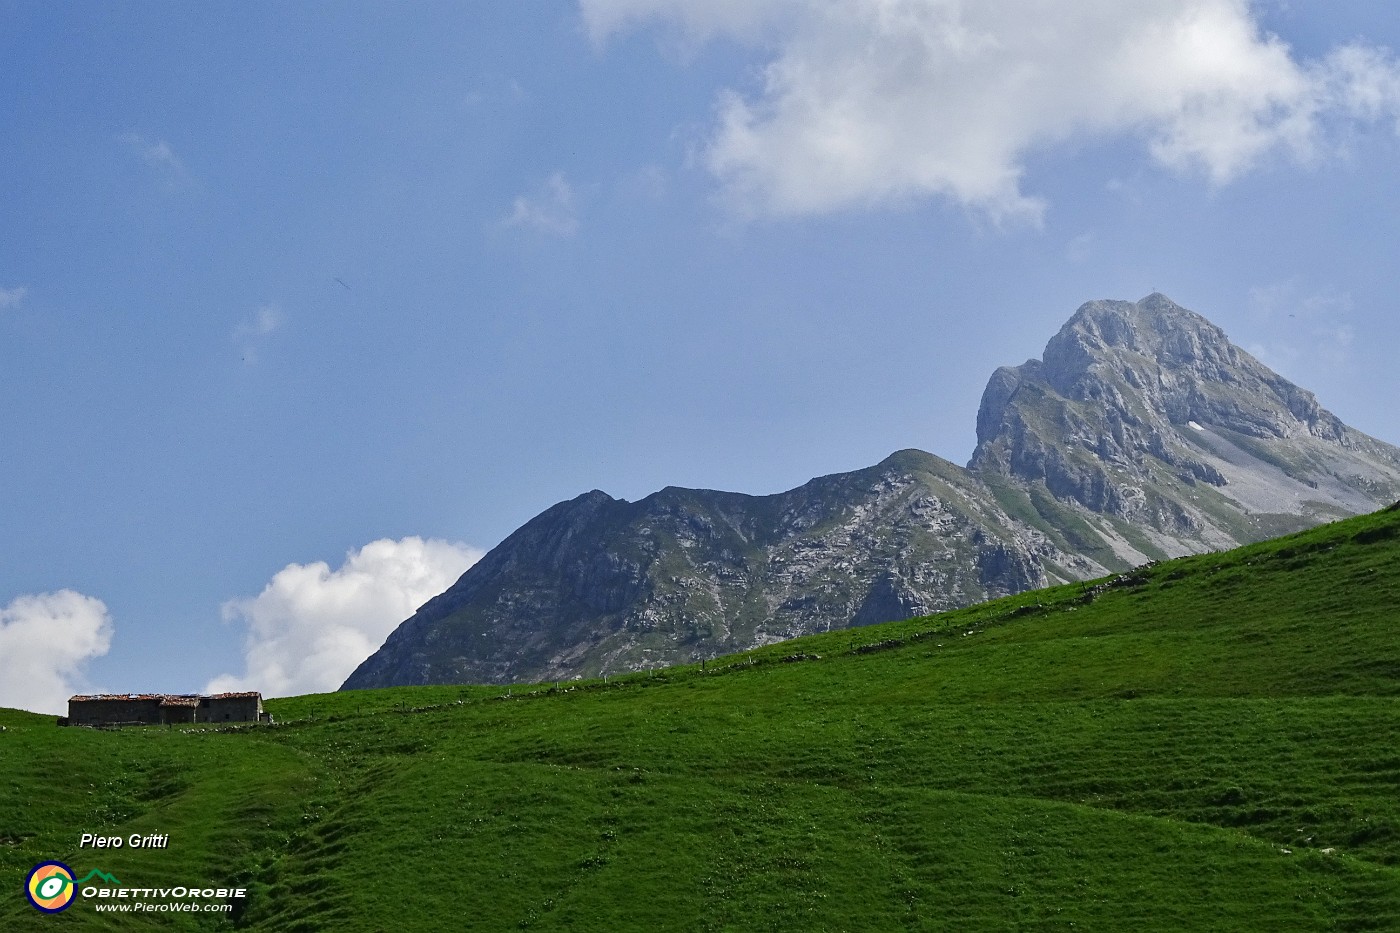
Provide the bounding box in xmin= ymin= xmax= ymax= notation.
xmin=65 ymin=692 xmax=267 ymax=727
xmin=199 ymin=694 xmax=263 ymax=723
xmin=67 ymin=696 xmax=165 ymax=726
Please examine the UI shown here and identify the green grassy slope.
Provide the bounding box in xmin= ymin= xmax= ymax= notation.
xmin=3 ymin=505 xmax=1399 ymax=931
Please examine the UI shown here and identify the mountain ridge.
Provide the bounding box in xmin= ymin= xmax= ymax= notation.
xmin=343 ymin=293 xmax=1400 ymax=689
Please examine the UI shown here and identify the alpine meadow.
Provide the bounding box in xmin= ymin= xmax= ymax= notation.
xmin=4 ymin=504 xmax=1399 ymax=930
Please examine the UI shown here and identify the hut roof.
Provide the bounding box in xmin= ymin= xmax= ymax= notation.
xmin=70 ymin=694 xmax=166 ymax=702
xmin=70 ymin=691 xmax=263 ymax=703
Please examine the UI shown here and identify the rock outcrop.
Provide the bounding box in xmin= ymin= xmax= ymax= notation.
xmin=970 ymin=294 xmax=1400 ymax=563
xmin=343 ymin=294 xmax=1400 ymax=689
xmin=343 ymin=450 xmax=1106 ymax=687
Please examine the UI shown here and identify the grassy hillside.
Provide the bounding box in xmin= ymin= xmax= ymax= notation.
xmin=3 ymin=504 xmax=1399 ymax=931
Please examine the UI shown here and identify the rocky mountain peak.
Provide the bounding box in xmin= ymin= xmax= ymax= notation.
xmin=1030 ymin=294 xmax=1340 ymax=442
xmin=971 ymin=294 xmax=1398 ymax=544
xmin=343 ymin=294 xmax=1400 ymax=693
xmin=974 ymin=294 xmax=1348 ymax=455
xmin=1041 ymin=294 xmax=1238 ymax=391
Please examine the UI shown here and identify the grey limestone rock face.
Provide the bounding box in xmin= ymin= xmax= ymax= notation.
xmin=343 ymin=449 xmax=1094 ymax=688
xmin=343 ymin=294 xmax=1400 ymax=690
xmin=970 ymin=294 xmax=1400 ymax=557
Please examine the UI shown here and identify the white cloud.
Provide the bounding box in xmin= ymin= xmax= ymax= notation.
xmin=0 ymin=591 xmax=113 ymax=715
xmin=1324 ymin=42 xmax=1400 ymax=123
xmin=119 ymin=132 xmax=190 ymax=187
xmin=234 ymin=302 xmax=283 ymax=363
xmin=505 ymin=172 xmax=580 ymax=236
xmin=581 ymin=0 xmax=1400 ymax=220
xmin=207 ymin=537 xmax=483 ymax=698
xmin=0 ymin=285 xmax=27 ymax=311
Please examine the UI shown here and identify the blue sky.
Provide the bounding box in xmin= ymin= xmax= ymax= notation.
xmin=3 ymin=1 xmax=1399 ymax=712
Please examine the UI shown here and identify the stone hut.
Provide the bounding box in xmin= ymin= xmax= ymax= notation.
xmin=62 ymin=692 xmax=270 ymax=727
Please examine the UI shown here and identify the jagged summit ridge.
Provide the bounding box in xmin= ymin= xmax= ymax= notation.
xmin=344 ymin=447 xmax=1101 ymax=689
xmin=969 ymin=294 xmax=1398 ymax=559
xmin=1043 ymin=294 xmax=1344 ymax=440
xmin=343 ymin=294 xmax=1400 ymax=690
xmin=979 ymin=294 xmax=1342 ymax=452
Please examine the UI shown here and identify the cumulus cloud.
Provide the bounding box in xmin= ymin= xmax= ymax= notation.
xmin=581 ymin=0 xmax=1400 ymax=220
xmin=0 ymin=590 xmax=113 ymax=715
xmin=0 ymin=285 xmax=27 ymax=311
xmin=207 ymin=537 xmax=482 ymax=698
xmin=505 ymin=172 xmax=580 ymax=235
xmin=234 ymin=302 xmax=283 ymax=363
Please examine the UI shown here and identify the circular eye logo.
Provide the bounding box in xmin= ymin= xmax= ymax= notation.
xmin=25 ymin=862 xmax=76 ymax=913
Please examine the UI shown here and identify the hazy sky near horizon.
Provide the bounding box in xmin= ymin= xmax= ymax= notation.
xmin=4 ymin=1 xmax=1399 ymax=712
